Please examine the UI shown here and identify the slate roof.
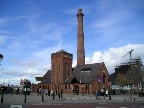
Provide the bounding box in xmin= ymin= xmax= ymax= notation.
xmin=39 ymin=70 xmax=51 ymax=84
xmin=56 ymin=49 xmax=68 ymax=53
xmin=63 ymin=63 xmax=103 ymax=84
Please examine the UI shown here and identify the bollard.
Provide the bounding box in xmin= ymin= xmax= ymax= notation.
xmin=24 ymin=94 xmax=26 ymax=103
xmin=1 ymin=93 xmax=3 ymax=103
xmin=52 ymin=92 xmax=55 ymax=100
xmin=124 ymin=98 xmax=126 ymax=101
xmin=58 ymin=93 xmax=60 ymax=99
xmin=134 ymin=98 xmax=135 ymax=101
xmin=42 ymin=93 xmax=44 ymax=102
xmin=61 ymin=93 xmax=62 ymax=98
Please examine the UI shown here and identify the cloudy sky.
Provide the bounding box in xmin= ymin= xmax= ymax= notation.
xmin=0 ymin=0 xmax=144 ymax=86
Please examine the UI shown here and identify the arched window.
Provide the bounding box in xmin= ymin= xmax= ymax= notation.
xmin=85 ymin=85 xmax=88 ymax=90
xmin=65 ymin=84 xmax=67 ymax=89
xmin=103 ymin=75 xmax=105 ymax=84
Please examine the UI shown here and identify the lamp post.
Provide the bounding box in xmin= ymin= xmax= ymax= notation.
xmin=0 ymin=54 xmax=4 ymax=65
xmin=0 ymin=54 xmax=3 ymax=103
xmin=142 ymin=79 xmax=144 ymax=91
xmin=108 ymin=75 xmax=112 ymax=100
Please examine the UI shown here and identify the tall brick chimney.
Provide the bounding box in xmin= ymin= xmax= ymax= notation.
xmin=77 ymin=9 xmax=85 ymax=66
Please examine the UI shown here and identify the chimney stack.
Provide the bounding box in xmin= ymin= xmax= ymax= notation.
xmin=77 ymin=9 xmax=85 ymax=66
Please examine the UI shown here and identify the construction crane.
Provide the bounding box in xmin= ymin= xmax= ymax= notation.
xmin=122 ymin=49 xmax=134 ymax=62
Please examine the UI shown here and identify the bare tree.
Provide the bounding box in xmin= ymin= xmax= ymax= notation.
xmin=126 ymin=65 xmax=143 ymax=90
xmin=115 ymin=73 xmax=127 ymax=87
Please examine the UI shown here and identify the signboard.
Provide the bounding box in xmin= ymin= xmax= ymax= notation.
xmin=108 ymin=82 xmax=112 ymax=85
xmin=97 ymin=76 xmax=102 ymax=82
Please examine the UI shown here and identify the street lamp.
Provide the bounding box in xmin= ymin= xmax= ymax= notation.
xmin=142 ymin=79 xmax=144 ymax=91
xmin=108 ymin=75 xmax=112 ymax=100
xmin=0 ymin=54 xmax=4 ymax=65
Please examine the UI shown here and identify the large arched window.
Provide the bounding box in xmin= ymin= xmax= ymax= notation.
xmin=103 ymin=74 xmax=105 ymax=84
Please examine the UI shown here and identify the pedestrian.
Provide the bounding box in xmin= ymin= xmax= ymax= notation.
xmin=106 ymin=90 xmax=108 ymax=97
xmin=45 ymin=89 xmax=48 ymax=96
xmin=16 ymin=88 xmax=19 ymax=95
xmin=48 ymin=89 xmax=50 ymax=96
xmin=19 ymin=89 xmax=21 ymax=94
xmin=39 ymin=88 xmax=41 ymax=96
xmin=96 ymin=90 xmax=99 ymax=99
xmin=51 ymin=90 xmax=53 ymax=97
xmin=37 ymin=88 xmax=39 ymax=96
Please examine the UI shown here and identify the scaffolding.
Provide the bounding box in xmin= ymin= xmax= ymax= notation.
xmin=115 ymin=56 xmax=143 ymax=74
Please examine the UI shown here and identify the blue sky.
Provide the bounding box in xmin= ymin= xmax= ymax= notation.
xmin=0 ymin=0 xmax=144 ymax=85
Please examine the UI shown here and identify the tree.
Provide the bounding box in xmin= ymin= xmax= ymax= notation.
xmin=126 ymin=65 xmax=143 ymax=90
xmin=115 ymin=73 xmax=127 ymax=87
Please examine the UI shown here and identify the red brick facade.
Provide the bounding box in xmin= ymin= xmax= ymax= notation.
xmin=51 ymin=50 xmax=73 ymax=93
xmin=31 ymin=9 xmax=109 ymax=95
xmin=77 ymin=9 xmax=85 ymax=66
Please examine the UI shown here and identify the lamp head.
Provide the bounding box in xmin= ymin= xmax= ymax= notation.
xmin=0 ymin=54 xmax=3 ymax=62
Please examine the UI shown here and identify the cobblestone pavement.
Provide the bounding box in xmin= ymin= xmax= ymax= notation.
xmin=0 ymin=93 xmax=144 ymax=108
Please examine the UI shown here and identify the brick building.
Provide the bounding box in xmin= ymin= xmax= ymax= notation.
xmin=31 ymin=9 xmax=109 ymax=94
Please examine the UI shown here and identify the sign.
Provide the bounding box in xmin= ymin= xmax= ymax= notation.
xmin=108 ymin=82 xmax=112 ymax=85
xmin=97 ymin=76 xmax=102 ymax=82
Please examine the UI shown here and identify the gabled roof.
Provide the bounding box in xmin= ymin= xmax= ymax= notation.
xmin=64 ymin=63 xmax=103 ymax=84
xmin=39 ymin=70 xmax=51 ymax=84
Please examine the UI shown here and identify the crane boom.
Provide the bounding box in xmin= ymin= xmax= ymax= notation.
xmin=122 ymin=49 xmax=134 ymax=61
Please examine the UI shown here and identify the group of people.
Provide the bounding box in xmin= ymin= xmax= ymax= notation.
xmin=16 ymin=88 xmax=23 ymax=95
xmin=37 ymin=88 xmax=62 ymax=97
xmin=44 ymin=89 xmax=53 ymax=96
xmin=95 ymin=90 xmax=109 ymax=99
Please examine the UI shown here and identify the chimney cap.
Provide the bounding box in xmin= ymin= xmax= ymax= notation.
xmin=77 ymin=9 xmax=84 ymax=17
xmin=78 ymin=9 xmax=82 ymax=13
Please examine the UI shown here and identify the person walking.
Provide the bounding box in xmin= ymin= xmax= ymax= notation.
xmin=51 ymin=90 xmax=53 ymax=97
xmin=37 ymin=88 xmax=39 ymax=96
xmin=106 ymin=90 xmax=108 ymax=97
xmin=39 ymin=88 xmax=41 ymax=96
xmin=96 ymin=90 xmax=99 ymax=99
xmin=45 ymin=89 xmax=48 ymax=96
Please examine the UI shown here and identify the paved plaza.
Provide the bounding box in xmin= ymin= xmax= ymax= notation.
xmin=0 ymin=93 xmax=144 ymax=108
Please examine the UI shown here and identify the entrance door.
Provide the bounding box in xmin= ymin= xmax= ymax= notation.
xmin=75 ymin=85 xmax=79 ymax=95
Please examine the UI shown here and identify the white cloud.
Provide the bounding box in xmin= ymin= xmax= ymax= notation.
xmin=72 ymin=60 xmax=77 ymax=68
xmin=85 ymin=44 xmax=144 ymax=74
xmin=42 ymin=64 xmax=51 ymax=71
xmin=0 ymin=76 xmax=29 ymax=86
xmin=0 ymin=67 xmax=3 ymax=71
xmin=13 ymin=59 xmax=42 ymax=67
xmin=2 ymin=69 xmax=42 ymax=76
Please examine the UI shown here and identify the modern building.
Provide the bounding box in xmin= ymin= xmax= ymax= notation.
xmin=31 ymin=9 xmax=109 ymax=94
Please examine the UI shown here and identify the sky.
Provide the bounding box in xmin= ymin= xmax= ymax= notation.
xmin=0 ymin=0 xmax=144 ymax=86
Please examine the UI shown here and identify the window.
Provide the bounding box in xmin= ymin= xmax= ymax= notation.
xmin=103 ymin=75 xmax=105 ymax=84
xmin=81 ymin=68 xmax=91 ymax=72
xmin=65 ymin=84 xmax=67 ymax=89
